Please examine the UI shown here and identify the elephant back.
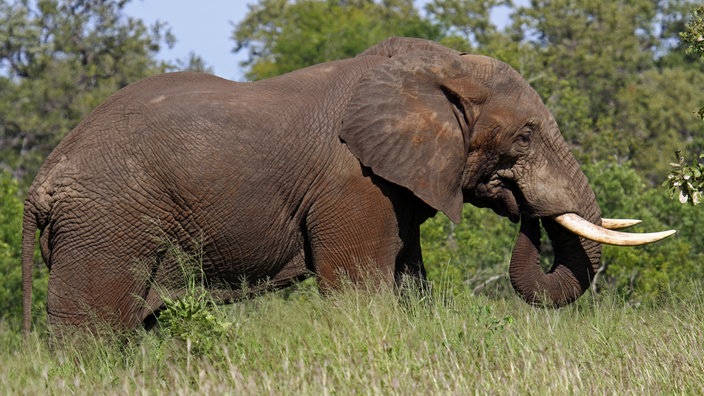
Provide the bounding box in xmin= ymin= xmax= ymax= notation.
xmin=357 ymin=37 xmax=464 ymax=59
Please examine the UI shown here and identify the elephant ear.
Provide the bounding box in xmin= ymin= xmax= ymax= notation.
xmin=340 ymin=51 xmax=492 ymax=223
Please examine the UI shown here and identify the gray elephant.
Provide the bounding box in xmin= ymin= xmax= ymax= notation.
xmin=21 ymin=37 xmax=673 ymax=333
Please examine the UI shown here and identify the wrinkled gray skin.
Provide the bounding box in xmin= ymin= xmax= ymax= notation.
xmin=22 ymin=37 xmax=601 ymax=333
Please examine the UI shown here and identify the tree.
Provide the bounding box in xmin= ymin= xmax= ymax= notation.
xmin=510 ymin=0 xmax=702 ymax=181
xmin=423 ymin=0 xmax=510 ymax=50
xmin=0 ymin=0 xmax=176 ymax=186
xmin=232 ymin=0 xmax=441 ymax=80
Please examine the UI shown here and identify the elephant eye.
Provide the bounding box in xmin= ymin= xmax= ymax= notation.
xmin=513 ymin=126 xmax=533 ymax=150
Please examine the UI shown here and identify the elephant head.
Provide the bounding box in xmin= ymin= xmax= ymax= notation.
xmin=341 ymin=37 xmax=673 ymax=306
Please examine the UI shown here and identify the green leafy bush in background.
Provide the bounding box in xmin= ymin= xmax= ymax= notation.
xmin=421 ymin=206 xmax=515 ymax=296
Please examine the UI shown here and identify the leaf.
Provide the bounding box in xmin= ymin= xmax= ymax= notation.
xmin=679 ymin=190 xmax=688 ymax=204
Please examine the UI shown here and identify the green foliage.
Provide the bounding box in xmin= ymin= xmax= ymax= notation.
xmin=585 ymin=161 xmax=704 ymax=302
xmin=232 ymin=0 xmax=440 ymax=80
xmin=663 ymin=5 xmax=704 ymax=205
xmin=159 ymin=291 xmax=232 ymax=356
xmin=421 ymin=205 xmax=516 ymax=294
xmin=154 ymin=242 xmax=232 ymax=356
xmin=0 ymin=170 xmax=23 ymax=325
xmin=423 ymin=0 xmax=510 ymax=48
xmin=681 ymin=5 xmax=704 ymax=59
xmin=511 ymin=0 xmax=702 ymax=180
xmin=664 ymin=150 xmax=704 ymax=205
xmin=616 ymin=67 xmax=704 ymax=180
xmin=470 ymin=303 xmax=514 ymax=333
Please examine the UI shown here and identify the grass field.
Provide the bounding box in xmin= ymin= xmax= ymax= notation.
xmin=2 ymin=280 xmax=703 ymax=395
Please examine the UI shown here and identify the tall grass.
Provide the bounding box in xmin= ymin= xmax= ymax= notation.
xmin=2 ymin=278 xmax=703 ymax=394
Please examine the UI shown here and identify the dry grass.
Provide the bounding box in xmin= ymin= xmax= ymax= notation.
xmin=2 ymin=282 xmax=703 ymax=395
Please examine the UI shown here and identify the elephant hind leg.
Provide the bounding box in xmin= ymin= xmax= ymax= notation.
xmin=46 ymin=251 xmax=155 ymax=333
xmin=46 ymin=286 xmax=146 ymax=334
xmin=306 ymin=183 xmax=401 ymax=292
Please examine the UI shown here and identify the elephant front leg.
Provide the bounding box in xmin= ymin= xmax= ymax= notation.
xmin=394 ymin=248 xmax=427 ymax=287
xmin=394 ymin=227 xmax=430 ymax=296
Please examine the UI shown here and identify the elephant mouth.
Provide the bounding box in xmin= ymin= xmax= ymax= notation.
xmin=466 ymin=176 xmax=522 ymax=223
xmin=497 ymin=184 xmax=521 ymax=223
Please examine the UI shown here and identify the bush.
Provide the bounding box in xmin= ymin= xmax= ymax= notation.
xmin=421 ymin=204 xmax=517 ymax=296
xmin=154 ymin=241 xmax=232 ymax=356
xmin=585 ymin=161 xmax=704 ymax=302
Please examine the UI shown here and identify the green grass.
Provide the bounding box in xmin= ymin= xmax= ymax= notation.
xmin=2 ymin=280 xmax=703 ymax=395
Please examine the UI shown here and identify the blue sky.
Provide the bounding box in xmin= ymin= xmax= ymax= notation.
xmin=125 ymin=0 xmax=251 ymax=80
xmin=124 ymin=1 xmax=516 ymax=81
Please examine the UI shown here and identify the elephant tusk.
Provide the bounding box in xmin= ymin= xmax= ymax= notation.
xmin=600 ymin=218 xmax=642 ymax=230
xmin=554 ymin=213 xmax=675 ymax=246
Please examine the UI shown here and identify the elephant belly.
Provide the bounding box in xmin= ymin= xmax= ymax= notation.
xmin=198 ymin=222 xmax=308 ymax=289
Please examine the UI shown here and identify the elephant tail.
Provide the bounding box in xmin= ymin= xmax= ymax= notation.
xmin=21 ymin=203 xmax=38 ymax=335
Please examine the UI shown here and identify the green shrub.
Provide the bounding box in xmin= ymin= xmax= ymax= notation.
xmin=421 ymin=205 xmax=516 ymax=295
xmin=154 ymin=241 xmax=232 ymax=356
xmin=585 ymin=161 xmax=704 ymax=302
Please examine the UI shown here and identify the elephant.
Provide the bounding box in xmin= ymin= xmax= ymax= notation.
xmin=21 ymin=37 xmax=674 ymax=333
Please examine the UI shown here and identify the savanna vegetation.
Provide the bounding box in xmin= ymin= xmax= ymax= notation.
xmin=1 ymin=0 xmax=703 ymax=393
xmin=2 ymin=279 xmax=704 ymax=394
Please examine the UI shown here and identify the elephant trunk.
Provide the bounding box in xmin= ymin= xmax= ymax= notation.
xmin=503 ymin=126 xmax=674 ymax=305
xmin=509 ymin=215 xmax=602 ymax=306
xmin=508 ymin=135 xmax=602 ymax=306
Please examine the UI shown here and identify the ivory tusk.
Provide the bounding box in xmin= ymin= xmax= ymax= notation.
xmin=554 ymin=213 xmax=675 ymax=246
xmin=601 ymin=218 xmax=642 ymax=230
